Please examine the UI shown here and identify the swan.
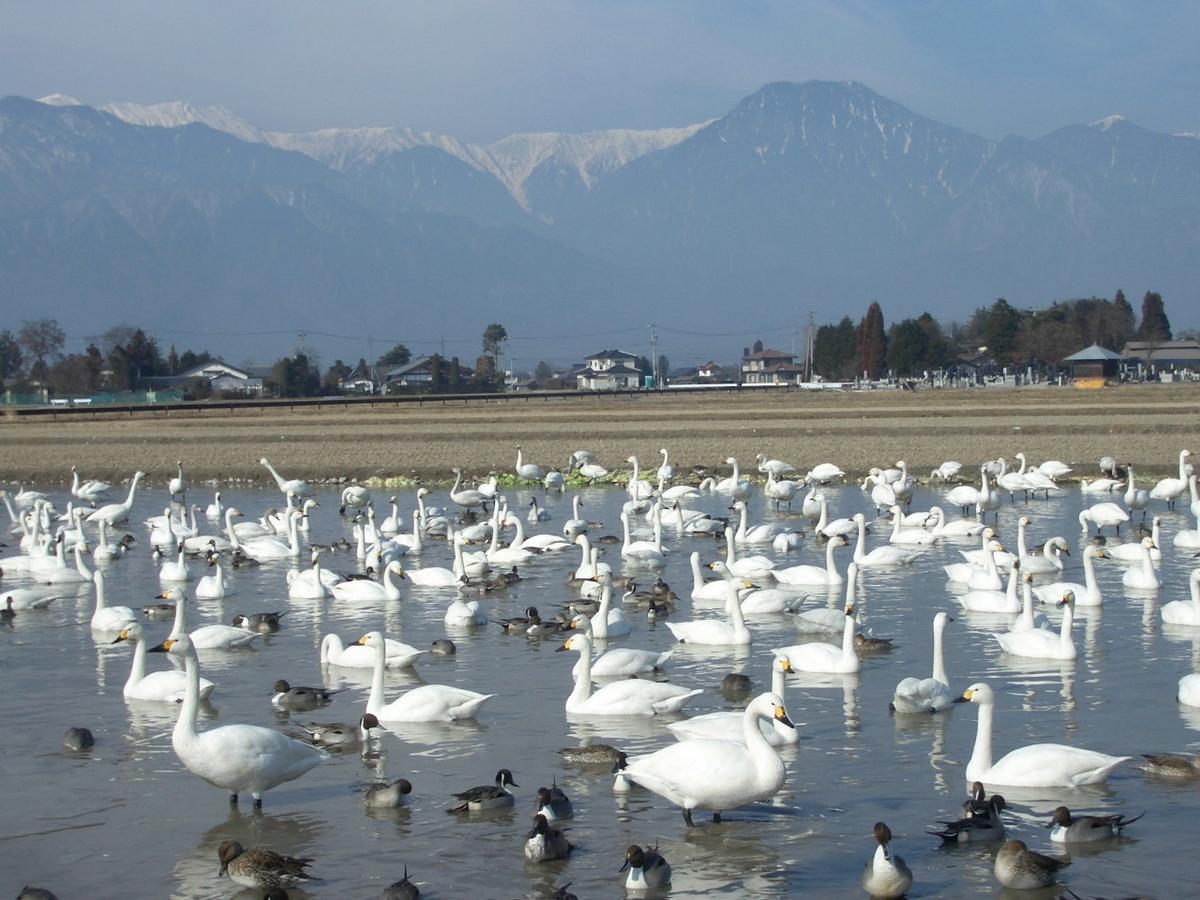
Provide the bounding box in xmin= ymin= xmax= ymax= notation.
xmin=625 ymin=456 xmax=655 ymax=500
xmin=559 ymin=632 xmax=701 ymax=716
xmin=527 ymin=497 xmax=550 ymax=523
xmin=721 ymin=527 xmax=776 ymax=579
xmin=863 ymin=470 xmax=895 ymax=510
xmin=621 ymin=692 xmax=793 ymax=826
xmin=793 ymin=563 xmax=860 ymax=633
xmin=571 ymin=638 xmax=673 ymax=680
xmin=813 ymin=493 xmax=855 ymax=540
xmin=86 ymin=471 xmax=145 ymax=525
xmin=620 ymin=510 xmax=666 ymax=566
xmin=756 ymin=453 xmax=796 ymax=478
xmin=167 ymin=589 xmax=261 ymax=650
xmin=89 ymin=570 xmax=137 ymax=631
xmin=1124 ymin=466 xmax=1150 ymax=517
xmin=1012 ymin=573 xmax=1052 ymax=632
xmin=715 ymin=457 xmax=752 ymax=500
xmin=732 ymin=500 xmax=796 ymax=543
xmin=1037 ymin=459 xmax=1072 ymax=481
xmin=444 ymin=592 xmax=487 ymax=626
xmin=927 ymin=506 xmax=986 ymax=539
xmin=149 ymin=634 xmax=322 ymax=806
xmin=584 ymin=575 xmax=633 ymax=639
xmin=41 ymin=541 xmax=93 ymax=585
xmin=955 ymin=683 xmax=1129 ymax=786
xmin=772 ymin=602 xmax=859 ymax=673
xmin=485 ymin=518 xmax=535 ymax=565
xmin=891 ymin=612 xmax=954 ymax=714
xmin=945 ymin=476 xmax=983 ymax=515
xmin=1162 ymin=569 xmax=1200 ymax=626
xmin=1175 ymin=514 xmax=1200 ymax=550
xmin=578 ymin=461 xmax=609 ymax=481
xmin=1179 ymin=674 xmax=1200 ymax=707
xmin=0 ymin=587 xmax=58 ymax=610
xmin=800 ymin=488 xmax=823 ymax=520
xmin=258 ymin=457 xmax=312 ymax=498
xmin=1033 ymin=545 xmax=1109 ymax=607
xmin=943 ymin=537 xmax=1004 ymax=591
xmin=1079 ymin=502 xmax=1130 ymax=536
xmin=887 ymin=505 xmax=937 ymax=546
xmin=1121 ymin=538 xmax=1162 ymax=590
xmin=1081 ymin=476 xmax=1124 ymax=494
xmin=995 ymin=591 xmax=1077 ymax=660
xmin=515 ymin=445 xmax=545 ymax=481
xmin=112 ymin=623 xmax=216 ymax=702
xmin=205 ymin=491 xmax=222 ymax=521
xmin=1107 ymin=518 xmax=1162 ymax=562
xmin=237 ymin=511 xmax=302 ymax=561
xmin=852 ymin=514 xmax=917 ymax=567
xmin=772 ymin=534 xmax=848 ymax=587
xmin=669 ymin=656 xmax=798 ymax=746
xmin=1150 ymin=449 xmax=1192 ymax=509
xmin=772 ymin=530 xmax=802 ymax=551
xmin=806 ymin=463 xmax=845 ymax=484
xmin=562 ymin=496 xmax=588 ymax=538
xmin=764 ymin=472 xmax=800 ymax=509
xmin=13 ymin=484 xmax=49 ymax=509
xmin=359 ymin=631 xmax=492 ymax=721
xmin=448 ymin=468 xmax=488 ymax=511
xmin=287 ymin=552 xmax=338 ymax=600
xmin=931 ymin=461 xmax=963 ymax=482
xmin=958 ymin=559 xmax=1022 ymax=614
xmin=168 ymin=460 xmax=189 ymax=500
xmin=665 ymin=564 xmax=751 ymax=646
xmin=1018 ymin=535 xmax=1069 ymax=576
xmin=195 ymin=556 xmax=230 ymax=599
xmin=70 ymin=466 xmax=111 ymax=503
xmin=331 ymin=561 xmax=406 ymax=602
xmin=157 ymin=546 xmax=192 ymax=584
xmin=657 ymin=447 xmax=676 ymax=483
xmin=739 ymin=584 xmax=805 ymax=615
xmin=320 ymin=632 xmax=424 ymax=669
xmin=405 ymin=536 xmax=474 ymax=587
xmin=689 ymin=551 xmax=730 ymax=601
xmin=505 ymin=513 xmax=570 ymax=552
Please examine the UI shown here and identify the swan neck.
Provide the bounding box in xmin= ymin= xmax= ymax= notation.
xmin=771 ymin=664 xmax=786 ymax=698
xmin=932 ymin=620 xmax=948 ymax=684
xmin=368 ymin=638 xmax=386 ymax=717
xmin=126 ymin=634 xmax=147 ymax=691
xmin=970 ymin=701 xmax=994 ymax=777
xmin=736 ymin=504 xmax=748 ymax=538
xmin=691 ymin=554 xmax=704 ymax=590
xmin=725 ymin=528 xmax=738 ymax=563
xmin=842 ymin=612 xmax=855 ymax=657
xmin=170 ymin=594 xmax=187 ymax=638
xmin=174 ymin=647 xmax=201 ymax=746
xmin=569 ymin=643 xmax=593 ymax=706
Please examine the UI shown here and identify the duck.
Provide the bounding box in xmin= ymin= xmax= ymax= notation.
xmin=664 ymin=564 xmax=751 ymax=646
xmin=930 ymin=794 xmax=1006 ymax=843
xmin=89 ymin=570 xmax=137 ymax=632
xmin=218 ymin=841 xmax=314 ymax=890
xmin=535 ymin=783 xmax=574 ymax=822
xmin=294 ymin=714 xmax=383 ymax=750
xmin=955 ymin=683 xmax=1129 ymax=786
xmin=235 ymin=610 xmax=285 ymax=634
xmin=358 ymin=631 xmax=493 ymax=722
xmin=1120 ymin=537 xmax=1162 ymax=590
xmin=150 ymin=636 xmax=323 ymax=806
xmin=772 ymin=533 xmax=848 ymax=587
xmin=365 ymin=777 xmax=414 ymax=808
xmin=381 ymin=867 xmax=421 ymax=899
xmin=861 ymin=822 xmax=912 ymax=899
xmin=165 ymin=589 xmax=261 ymax=650
xmin=852 ymin=514 xmax=919 ymax=567
xmin=891 ymin=612 xmax=953 ymax=714
xmin=994 ymin=839 xmax=1068 ymax=890
xmin=1033 ymin=545 xmax=1110 ymax=607
xmin=1138 ymin=752 xmax=1200 ymax=778
xmin=524 ymin=813 xmax=573 ymax=862
xmin=772 ymin=603 xmax=859 ymax=673
xmin=622 ymin=844 xmax=672 ymax=891
xmin=559 ymin=744 xmax=624 ymax=767
xmin=449 ymin=769 xmax=518 ymax=811
xmin=320 ymin=632 xmax=425 ymax=669
xmin=995 ymin=590 xmax=1078 ymax=660
xmin=1161 ymin=569 xmax=1200 ymax=626
xmin=668 ymin=656 xmax=798 ymax=747
xmin=112 ymin=623 xmax=216 ymax=702
xmin=558 ymin=632 xmax=701 ymax=716
xmin=271 ymin=679 xmax=343 ymax=711
xmin=621 ymin=692 xmax=793 ymax=827
xmin=1048 ymin=806 xmax=1143 ymax=843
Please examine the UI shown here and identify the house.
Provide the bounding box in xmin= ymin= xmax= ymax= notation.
xmin=137 ymin=361 xmax=267 ymax=396
xmin=1063 ymin=344 xmax=1122 ymax=379
xmin=1121 ymin=339 xmax=1200 ymax=370
xmin=741 ymin=342 xmax=800 ymax=384
xmin=380 ymin=356 xmax=474 ymax=391
xmin=339 ymin=361 xmax=378 ymax=393
xmin=576 ymin=349 xmax=645 ymax=391
xmin=697 ymin=361 xmax=720 ymax=380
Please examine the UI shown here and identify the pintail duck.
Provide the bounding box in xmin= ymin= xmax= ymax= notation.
xmin=217 ymin=840 xmax=314 ymax=890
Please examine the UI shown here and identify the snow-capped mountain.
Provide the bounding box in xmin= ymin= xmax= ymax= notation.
xmin=99 ymin=100 xmax=268 ymax=145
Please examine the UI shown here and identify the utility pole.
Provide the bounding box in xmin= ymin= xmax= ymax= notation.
xmin=791 ymin=323 xmax=797 ymax=361
xmin=805 ymin=312 xmax=815 ymax=382
xmin=649 ymin=322 xmax=658 ymax=388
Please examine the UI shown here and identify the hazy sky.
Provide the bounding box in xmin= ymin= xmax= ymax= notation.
xmin=2 ymin=1 xmax=1198 ymax=141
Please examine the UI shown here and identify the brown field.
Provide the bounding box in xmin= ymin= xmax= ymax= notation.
xmin=2 ymin=383 xmax=1198 ymax=488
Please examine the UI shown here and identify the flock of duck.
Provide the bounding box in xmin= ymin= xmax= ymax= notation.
xmin=4 ymin=446 xmax=1200 ymax=897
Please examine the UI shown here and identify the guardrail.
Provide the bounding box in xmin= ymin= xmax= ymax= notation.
xmin=3 ymin=382 xmax=804 ymax=419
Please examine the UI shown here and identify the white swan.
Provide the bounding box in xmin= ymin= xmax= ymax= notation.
xmin=562 ymin=496 xmax=589 ymax=539
xmin=585 ymin=575 xmax=633 ymax=639
xmin=931 ymin=461 xmax=963 ymax=482
xmin=806 ymin=463 xmax=845 ymax=484
xmin=448 ymin=468 xmax=488 ymax=510
xmin=515 ymin=445 xmax=545 ymax=481
xmin=205 ymin=490 xmax=222 ymax=521
xmin=1018 ymin=534 xmax=1069 ymax=576
xmin=258 ymin=457 xmax=312 ymax=497
xmin=689 ymin=551 xmax=730 ymax=601
xmin=1179 ymin=674 xmax=1200 ymax=707
xmin=287 ymin=554 xmax=334 ymax=600
xmin=620 ymin=510 xmax=666 ymax=566
xmin=715 ymin=456 xmax=751 ymax=500
xmin=891 ymin=612 xmax=954 ymax=714
xmin=1124 ymin=466 xmax=1150 ymax=516
xmin=625 ymin=456 xmax=655 ymax=500
xmin=90 ymin=570 xmax=137 ymax=631
xmin=721 ymin=527 xmax=776 ymax=579
xmin=813 ymin=493 xmax=855 ymax=540
xmin=444 ymin=593 xmax=487 ymax=626
xmin=852 ymin=514 xmax=918 ymax=566
xmin=995 ymin=591 xmax=1077 ymax=660
xmin=1079 ymin=502 xmax=1130 ymax=535
xmin=113 ymin=623 xmax=216 ymax=702
xmin=1107 ymin=518 xmax=1162 ymax=562
xmin=359 ymin=631 xmax=492 ymax=721
xmin=955 ymin=682 xmax=1129 ymax=786
xmin=331 ymin=561 xmax=406 ymax=602
xmin=237 ymin=510 xmax=302 ymax=561
xmin=732 ymin=500 xmax=796 ymax=543
xmin=793 ymin=563 xmax=860 ymax=633
xmin=86 ymin=471 xmax=145 ymax=525
xmin=559 ymin=632 xmax=701 ymax=716
xmin=571 ymin=637 xmax=673 ymax=680
xmin=668 ymin=657 xmax=798 ymax=746
xmin=958 ymin=559 xmax=1022 ymax=614
xmin=928 ymin=506 xmax=986 ymax=539
xmin=404 ymin=535 xmax=472 ymax=587
xmin=772 ymin=602 xmax=859 ymax=673
xmin=1120 ymin=537 xmax=1162 ymax=590
xmin=1012 ymin=573 xmax=1052 ymax=632
xmin=150 ymin=634 xmax=322 ymax=806
xmin=167 ymin=589 xmax=261 ymax=650
xmin=772 ymin=534 xmax=847 ymax=587
xmin=621 ymin=692 xmax=793 ymax=826
xmin=158 ymin=547 xmax=192 ymax=584
xmin=70 ymin=466 xmax=111 ymax=502
xmin=320 ymin=632 xmax=424 ymax=669
xmin=665 ymin=564 xmax=751 ymax=646
xmin=194 ymin=556 xmax=230 ymax=599
xmin=1150 ymin=449 xmax=1192 ymax=508
xmin=1162 ymin=569 xmax=1200 ymax=627
xmin=168 ymin=460 xmax=189 ymax=500
xmin=887 ymin=505 xmax=937 ymax=546
xmin=1033 ymin=545 xmax=1109 ymax=607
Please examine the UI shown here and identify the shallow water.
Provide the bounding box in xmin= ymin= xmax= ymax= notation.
xmin=2 ymin=479 xmax=1198 ymax=898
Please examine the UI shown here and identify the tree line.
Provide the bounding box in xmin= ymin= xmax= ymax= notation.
xmin=811 ymin=290 xmax=1184 ymax=380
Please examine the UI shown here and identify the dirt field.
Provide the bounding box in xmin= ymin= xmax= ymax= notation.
xmin=2 ymin=383 xmax=1198 ymax=488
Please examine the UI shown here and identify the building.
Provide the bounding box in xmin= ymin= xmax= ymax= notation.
xmin=741 ymin=343 xmax=801 ymax=384
xmin=380 ymin=356 xmax=474 ymax=391
xmin=576 ymin=349 xmax=644 ymax=391
xmin=1121 ymin=340 xmax=1200 ymax=370
xmin=696 ymin=361 xmax=721 ymax=380
xmin=339 ymin=361 xmax=378 ymax=393
xmin=138 ymin=361 xmax=267 ymax=396
xmin=1063 ymin=344 xmax=1122 ymax=379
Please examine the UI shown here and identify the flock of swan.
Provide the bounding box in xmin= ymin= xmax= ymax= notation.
xmin=4 ymin=444 xmax=1200 ymax=897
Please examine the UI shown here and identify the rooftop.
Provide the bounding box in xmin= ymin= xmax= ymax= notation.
xmin=1063 ymin=343 xmax=1122 ymax=362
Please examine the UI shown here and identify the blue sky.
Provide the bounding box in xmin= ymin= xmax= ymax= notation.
xmin=2 ymin=1 xmax=1197 ymax=140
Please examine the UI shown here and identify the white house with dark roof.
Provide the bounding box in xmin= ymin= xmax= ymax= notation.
xmin=577 ymin=349 xmax=644 ymax=390
xmin=179 ymin=361 xmax=266 ymax=395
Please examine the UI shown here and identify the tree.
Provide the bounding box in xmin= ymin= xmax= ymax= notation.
xmin=656 ymin=354 xmax=670 ymax=382
xmin=166 ymin=344 xmax=180 ymax=374
xmin=980 ymin=298 xmax=1022 ymax=365
xmin=18 ymin=318 xmax=65 ymax=381
xmin=534 ymin=361 xmax=554 ymax=381
xmin=428 ymin=354 xmax=445 ymax=391
xmin=448 ymin=356 xmax=461 ymax=388
xmin=270 ymin=353 xmax=320 ymax=397
xmin=855 ymin=302 xmax=887 ymax=379
xmin=886 ymin=318 xmax=931 ymax=376
xmin=812 ymin=317 xmax=856 ymax=380
xmin=1113 ymin=290 xmax=1135 ymax=341
xmin=322 ymin=359 xmax=352 ymax=392
xmin=1137 ymin=291 xmax=1172 ymax=342
xmin=377 ymin=343 xmax=411 ymax=368
xmin=0 ymin=330 xmax=23 ymax=379
xmin=482 ymin=323 xmax=508 ymax=367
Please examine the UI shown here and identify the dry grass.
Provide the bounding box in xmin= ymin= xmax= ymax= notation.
xmin=3 ymin=383 xmax=1198 ymax=487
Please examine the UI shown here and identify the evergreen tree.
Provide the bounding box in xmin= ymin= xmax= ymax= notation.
xmin=1137 ymin=291 xmax=1172 ymax=342
xmin=167 ymin=344 xmax=180 ymax=374
xmin=1113 ymin=290 xmax=1135 ymax=340
xmin=981 ymin=298 xmax=1021 ymax=365
xmin=812 ymin=317 xmax=856 ymax=379
xmin=0 ymin=330 xmax=22 ymax=379
xmin=855 ymin=302 xmax=887 ymax=378
xmin=377 ymin=343 xmax=411 ymax=367
xmin=886 ymin=318 xmax=930 ymax=375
